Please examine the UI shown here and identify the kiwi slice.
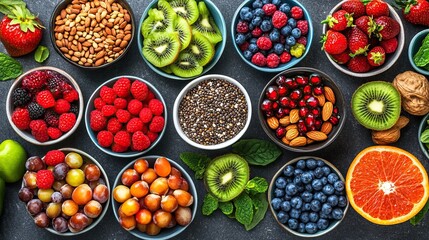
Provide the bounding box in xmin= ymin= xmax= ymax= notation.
xmin=141 ymin=0 xmax=177 ymax=38
xmin=204 ymin=154 xmax=250 ymax=202
xmin=167 ymin=0 xmax=199 ymax=25
xmin=161 ymin=65 xmax=173 ymax=74
xmin=351 ymin=81 xmax=401 ymax=131
xmin=186 ymin=32 xmax=215 ymax=66
xmin=192 ymin=1 xmax=222 ymax=45
xmin=143 ymin=32 xmax=181 ymax=68
xmin=170 ymin=52 xmax=203 ymax=77
xmin=174 ymin=16 xmax=192 ymax=51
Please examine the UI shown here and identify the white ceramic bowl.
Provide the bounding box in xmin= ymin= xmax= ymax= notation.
xmin=173 ymin=74 xmax=252 ymax=150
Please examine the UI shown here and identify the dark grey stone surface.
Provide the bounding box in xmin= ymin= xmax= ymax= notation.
xmin=0 ymin=0 xmax=428 ymax=239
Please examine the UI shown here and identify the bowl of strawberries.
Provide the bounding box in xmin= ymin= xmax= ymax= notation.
xmin=321 ymin=0 xmax=404 ymax=77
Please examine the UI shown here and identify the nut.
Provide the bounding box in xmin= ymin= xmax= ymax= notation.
xmin=285 ymin=124 xmax=297 ymax=131
xmin=371 ymin=116 xmax=409 ymax=144
xmin=324 ymin=86 xmax=336 ymax=104
xmin=322 ymin=102 xmax=333 ymax=121
xmin=393 ymin=71 xmax=429 ymax=116
xmin=281 ymin=136 xmax=290 ymax=145
xmin=289 ymin=137 xmax=307 ymax=147
xmin=306 ymin=131 xmax=328 ymax=141
xmin=321 ymin=122 xmax=333 ymax=135
xmin=289 ymin=109 xmax=299 ymax=124
xmin=279 ymin=116 xmax=290 ymax=126
xmin=314 ymin=94 xmax=325 ymax=107
xmin=306 ymin=138 xmax=315 ymax=145
xmin=267 ymin=117 xmax=279 ymax=130
xmin=286 ymin=128 xmax=299 ymax=141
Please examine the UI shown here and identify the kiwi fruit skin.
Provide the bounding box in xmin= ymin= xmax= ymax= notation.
xmin=170 ymin=52 xmax=203 ymax=77
xmin=204 ymin=153 xmax=250 ymax=202
xmin=192 ymin=1 xmax=223 ymax=45
xmin=351 ymin=81 xmax=401 ymax=131
xmin=174 ymin=16 xmax=192 ymax=51
xmin=167 ymin=0 xmax=199 ymax=25
xmin=143 ymin=32 xmax=181 ymax=68
xmin=186 ymin=32 xmax=215 ymax=66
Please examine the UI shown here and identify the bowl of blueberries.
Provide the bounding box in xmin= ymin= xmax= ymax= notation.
xmin=231 ymin=0 xmax=313 ymax=72
xmin=268 ymin=156 xmax=349 ymax=237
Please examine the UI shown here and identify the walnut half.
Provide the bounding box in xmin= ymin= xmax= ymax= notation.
xmin=393 ymin=71 xmax=429 ymax=116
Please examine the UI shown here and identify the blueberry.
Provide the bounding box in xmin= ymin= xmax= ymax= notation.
xmin=274 ymin=188 xmax=285 ymax=198
xmin=290 ymin=208 xmax=301 ymax=219
xmin=276 ymin=177 xmax=287 ymax=189
xmin=277 ymin=211 xmax=289 ymax=224
xmin=309 ymin=212 xmax=319 ymax=223
xmin=279 ymin=3 xmax=291 ymax=13
xmin=281 ymin=200 xmax=291 ymax=212
xmin=243 ymin=12 xmax=253 ymax=21
xmin=296 ymin=159 xmax=306 ymax=169
xmin=302 ymin=203 xmax=311 ymax=211
xmin=272 ymin=0 xmax=281 ymax=6
xmin=311 ymin=179 xmax=323 ymax=191
xmin=235 ymin=34 xmax=247 ymax=45
xmin=321 ymin=203 xmax=333 ymax=215
xmin=314 ymin=192 xmax=327 ymax=203
xmin=305 ymin=184 xmax=313 ymax=192
xmin=254 ymin=8 xmax=265 ymax=17
xmin=314 ymin=167 xmax=324 ymax=178
xmin=319 ymin=212 xmax=330 ymax=220
xmin=260 ymin=20 xmax=272 ymax=32
xmin=248 ymin=43 xmax=259 ymax=53
xmin=283 ymin=165 xmax=294 ymax=177
xmin=327 ymin=173 xmax=339 ymax=184
xmin=317 ymin=219 xmax=329 ymax=230
xmin=338 ymin=196 xmax=347 ymax=207
xmin=243 ymin=50 xmax=253 ymax=60
xmin=284 ymin=194 xmax=292 ymax=201
xmin=239 ymin=7 xmax=251 ymax=20
xmin=300 ymin=212 xmax=310 ymax=223
xmin=327 ymin=195 xmax=338 ymax=207
xmin=248 ymin=23 xmax=255 ymax=31
xmin=271 ymin=198 xmax=282 ymax=210
xmin=269 ymin=29 xmax=280 ymax=42
xmin=298 ymin=223 xmax=306 ymax=233
xmin=317 ymin=160 xmax=325 ymax=167
xmin=305 ymin=159 xmax=317 ymax=170
xmin=288 ymin=218 xmax=299 ymax=230
xmin=250 ymin=37 xmax=258 ymax=44
xmin=262 ymin=0 xmax=272 ymax=4
xmin=310 ymin=199 xmax=321 ymax=212
xmin=294 ymin=169 xmax=304 ymax=177
xmin=301 ymin=191 xmax=313 ymax=203
xmin=252 ymin=0 xmax=263 ymax=8
xmin=284 ymin=44 xmax=291 ymax=52
xmin=286 ymin=36 xmax=296 ymax=46
xmin=305 ymin=222 xmax=318 ymax=234
xmin=291 ymin=197 xmax=303 ymax=209
xmin=297 ymin=185 xmax=305 ymax=193
xmin=286 ymin=183 xmax=298 ymax=196
xmin=334 ymin=180 xmax=345 ymax=191
xmin=332 ymin=208 xmax=344 ymax=220
xmin=291 ymin=28 xmax=301 ymax=38
xmin=322 ymin=166 xmax=331 ymax=176
xmin=321 ymin=177 xmax=328 ymax=185
xmin=273 ymin=43 xmax=284 ymax=54
xmin=322 ymin=184 xmax=335 ymax=195
xmin=251 ymin=16 xmax=263 ymax=26
xmin=301 ymin=172 xmax=313 ymax=184
xmin=280 ymin=25 xmax=292 ymax=36
xmin=293 ymin=176 xmax=302 ymax=186
xmin=288 ymin=18 xmax=297 ymax=28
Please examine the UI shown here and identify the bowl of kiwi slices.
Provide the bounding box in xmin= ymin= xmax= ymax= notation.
xmin=138 ymin=0 xmax=226 ymax=80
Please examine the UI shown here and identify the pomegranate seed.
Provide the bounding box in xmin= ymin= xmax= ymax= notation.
xmin=290 ymin=89 xmax=302 ymax=100
xmin=261 ymin=99 xmax=273 ymax=112
xmin=306 ymin=96 xmax=319 ymax=108
xmin=333 ymin=107 xmax=339 ymax=114
xmin=283 ymin=108 xmax=291 ymax=115
xmin=296 ymin=75 xmax=308 ymax=86
xmin=309 ymin=74 xmax=322 ymax=85
xmin=303 ymin=95 xmax=311 ymax=101
xmin=313 ymin=86 xmax=324 ymax=95
xmin=276 ymin=75 xmax=286 ymax=86
xmin=303 ymin=85 xmax=312 ymax=95
xmin=279 ymin=96 xmax=290 ymax=107
xmin=298 ymin=120 xmax=307 ymax=133
xmin=276 ymin=127 xmax=286 ymax=138
xmin=315 ymin=120 xmax=322 ymax=129
xmin=278 ymin=86 xmax=288 ymax=96
xmin=312 ymin=108 xmax=320 ymax=116
xmin=272 ymin=101 xmax=279 ymax=111
xmin=289 ymin=100 xmax=297 ymax=109
xmin=265 ymin=111 xmax=274 ymax=117
xmin=329 ymin=115 xmax=339 ymax=125
xmin=285 ymin=78 xmax=298 ymax=89
xmin=305 ymin=113 xmax=315 ymax=127
xmin=265 ymin=86 xmax=279 ymax=101
xmin=298 ymin=99 xmax=306 ymax=107
xmin=299 ymin=107 xmax=309 ymax=117
xmin=276 ymin=108 xmax=286 ymax=118
xmin=308 ymin=126 xmax=317 ymax=131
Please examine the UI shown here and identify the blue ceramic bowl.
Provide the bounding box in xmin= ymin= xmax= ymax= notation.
xmin=137 ymin=0 xmax=226 ymax=80
xmin=112 ymin=156 xmax=198 ymax=239
xmin=418 ymin=113 xmax=429 ymax=160
xmin=231 ymin=0 xmax=313 ymax=72
xmin=85 ymin=76 xmax=167 ymax=158
xmin=409 ymin=29 xmax=429 ymax=76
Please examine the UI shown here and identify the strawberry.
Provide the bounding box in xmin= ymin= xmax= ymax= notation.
xmin=322 ymin=30 xmax=348 ymax=55
xmin=364 ymin=0 xmax=390 ymax=17
xmin=380 ymin=37 xmax=398 ymax=53
xmin=374 ymin=16 xmax=400 ymax=40
xmin=355 ymin=16 xmax=377 ymax=37
xmin=0 ymin=1 xmax=44 ymax=57
xmin=367 ymin=46 xmax=386 ymax=66
xmin=347 ymin=55 xmax=372 ymax=72
xmin=330 ymin=49 xmax=351 ymax=65
xmin=347 ymin=27 xmax=369 ymax=56
xmin=342 ymin=0 xmax=366 ymax=18
xmin=395 ymin=0 xmax=429 ymax=26
xmin=322 ymin=10 xmax=354 ymax=32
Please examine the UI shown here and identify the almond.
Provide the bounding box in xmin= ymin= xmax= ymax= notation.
xmin=306 ymin=131 xmax=328 ymax=141
xmin=286 ymin=128 xmax=299 ymax=141
xmin=306 ymin=137 xmax=315 ymax=145
xmin=289 ymin=136 xmax=307 ymax=147
xmin=321 ymin=122 xmax=333 ymax=135
xmin=279 ymin=116 xmax=290 ymax=127
xmin=266 ymin=117 xmax=279 ymax=130
xmin=322 ymin=102 xmax=333 ymax=121
xmin=324 ymin=86 xmax=336 ymax=104
xmin=290 ymin=109 xmax=299 ymax=124
xmin=281 ymin=136 xmax=290 ymax=145
xmin=286 ymin=124 xmax=297 ymax=131
xmin=314 ymin=93 xmax=325 ymax=107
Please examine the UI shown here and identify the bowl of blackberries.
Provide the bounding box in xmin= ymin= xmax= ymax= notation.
xmin=232 ymin=0 xmax=313 ymax=72
xmin=269 ymin=156 xmax=349 ymax=237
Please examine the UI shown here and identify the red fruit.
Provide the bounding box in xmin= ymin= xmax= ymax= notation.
xmin=116 ymin=109 xmax=131 ymax=123
xmin=347 ymin=55 xmax=371 ymax=72
xmin=380 ymin=37 xmax=398 ymax=53
xmin=114 ymin=131 xmax=131 ymax=148
xmin=58 ymin=113 xmax=76 ymax=132
xmin=296 ymin=20 xmax=309 ymax=35
xmin=266 ymin=53 xmax=280 ymax=68
xmin=47 ymin=127 xmax=62 ymax=140
xmin=12 ymin=108 xmax=31 ymax=130
xmin=113 ymin=77 xmax=131 ymax=98
xmin=54 ymin=99 xmax=71 ymax=114
xmin=131 ymin=80 xmax=148 ymax=101
xmin=342 ymin=0 xmax=366 ymax=18
xmin=257 ymin=36 xmax=272 ymax=51
xmin=107 ymin=117 xmax=122 ymax=134
xmin=236 ymin=20 xmax=249 ymax=33
xmin=290 ymin=6 xmax=304 ymax=19
xmin=355 ymin=16 xmax=376 ymax=36
xmin=239 ymin=42 xmax=249 ymax=51
xmin=44 ymin=150 xmax=65 ymax=166
xmin=396 ymin=0 xmax=429 ymax=26
xmin=251 ymin=52 xmax=267 ymax=66
xmin=139 ymin=108 xmax=153 ymax=124
xmin=366 ymin=0 xmax=390 ymax=18
xmin=127 ymin=118 xmax=144 ymax=133
xmin=322 ymin=10 xmax=353 ymax=32
xmin=146 ymin=90 xmax=155 ymax=102
xmin=252 ymin=27 xmax=262 ymax=37
xmin=375 ymin=16 xmax=400 ymax=40
xmin=148 ymin=99 xmax=164 ymax=116
xmin=149 ymin=116 xmax=165 ymax=133
xmin=36 ymin=90 xmax=56 ymax=109
xmin=101 ymin=105 xmax=117 ymax=117
xmin=262 ymin=4 xmax=277 ymax=16
xmin=94 ymin=97 xmax=106 ymax=110
xmin=279 ymin=52 xmax=292 ymax=63
xmin=348 ymin=27 xmax=369 ymax=56
xmin=114 ymin=98 xmax=128 ymax=109
xmin=128 ymin=99 xmax=143 ymax=116
xmin=90 ymin=110 xmax=107 ymax=131
xmin=322 ymin=30 xmax=348 ymax=55
xmin=63 ymin=89 xmax=79 ymax=103
xmin=272 ymin=11 xmax=288 ymax=29
xmin=44 ymin=110 xmax=59 ymax=127
xmin=330 ymin=50 xmax=351 ymax=64
xmin=30 ymin=120 xmax=49 ymax=142
xmin=100 ymin=86 xmax=116 ymax=104
xmin=21 ymin=70 xmax=48 ymax=91
xmin=147 ymin=131 xmax=158 ymax=143
xmin=367 ymin=46 xmax=386 ymax=66
xmin=131 ymin=131 xmax=151 ymax=151
xmin=112 ymin=143 xmax=128 ymax=153
xmin=296 ymin=36 xmax=307 ymax=46
xmin=97 ymin=130 xmax=114 ymax=148
xmin=36 ymin=170 xmax=55 ymax=189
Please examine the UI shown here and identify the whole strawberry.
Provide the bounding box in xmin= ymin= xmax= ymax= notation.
xmin=322 ymin=30 xmax=348 ymax=55
xmin=342 ymin=0 xmax=366 ymax=18
xmin=347 ymin=27 xmax=369 ymax=56
xmin=365 ymin=0 xmax=390 ymax=17
xmin=355 ymin=16 xmax=376 ymax=37
xmin=0 ymin=1 xmax=43 ymax=56
xmin=322 ymin=10 xmax=353 ymax=32
xmin=395 ymin=0 xmax=429 ymax=26
xmin=367 ymin=46 xmax=386 ymax=66
xmin=348 ymin=55 xmax=372 ymax=73
xmin=375 ymin=16 xmax=400 ymax=40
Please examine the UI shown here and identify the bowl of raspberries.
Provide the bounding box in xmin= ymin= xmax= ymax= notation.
xmin=232 ymin=0 xmax=313 ymax=72
xmin=6 ymin=67 xmax=83 ymax=145
xmin=321 ymin=0 xmax=404 ymax=77
xmin=85 ymin=76 xmax=166 ymax=158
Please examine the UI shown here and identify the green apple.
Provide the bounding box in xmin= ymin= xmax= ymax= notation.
xmin=0 ymin=177 xmax=4 ymax=216
xmin=0 ymin=139 xmax=27 ymax=183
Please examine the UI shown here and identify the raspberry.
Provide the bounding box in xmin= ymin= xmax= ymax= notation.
xmin=12 ymin=108 xmax=31 ymax=130
xmin=12 ymin=88 xmax=31 ymax=107
xmin=114 ymin=98 xmax=128 ymax=109
xmin=236 ymin=20 xmax=249 ymax=33
xmin=272 ymin=11 xmax=287 ymax=29
xmin=262 ymin=3 xmax=277 ymax=15
xmin=21 ymin=70 xmax=48 ymax=91
xmin=291 ymin=6 xmax=303 ymax=19
xmin=148 ymin=99 xmax=164 ymax=116
xmin=100 ymin=86 xmax=116 ymax=104
xmin=297 ymin=20 xmax=308 ymax=35
xmin=147 ymin=131 xmax=159 ymax=143
xmin=30 ymin=120 xmax=49 ymax=142
xmin=47 ymin=127 xmax=63 ymax=140
xmin=44 ymin=110 xmax=59 ymax=127
xmin=101 ymin=105 xmax=117 ymax=117
xmin=59 ymin=113 xmax=76 ymax=132
xmin=107 ymin=117 xmax=122 ymax=134
xmin=36 ymin=90 xmax=56 ymax=109
xmin=44 ymin=150 xmax=65 ymax=166
xmin=97 ymin=130 xmax=114 ymax=148
xmin=54 ymin=99 xmax=71 ymax=114
xmin=116 ymin=109 xmax=131 ymax=123
xmin=114 ymin=130 xmax=131 ymax=148
xmin=149 ymin=116 xmax=165 ymax=133
xmin=127 ymin=118 xmax=144 ymax=133
xmin=112 ymin=143 xmax=128 ymax=153
xmin=266 ymin=53 xmax=280 ymax=68
xmin=131 ymin=80 xmax=148 ymax=101
xmin=128 ymin=99 xmax=143 ymax=116
xmin=94 ymin=97 xmax=106 ymax=110
xmin=297 ymin=36 xmax=307 ymax=46
xmin=239 ymin=42 xmax=250 ymax=51
xmin=251 ymin=52 xmax=267 ymax=66
xmin=139 ymin=108 xmax=153 ymax=124
xmin=90 ymin=110 xmax=107 ymax=131
xmin=28 ymin=102 xmax=45 ymax=119
xmin=113 ymin=77 xmax=131 ymax=98
xmin=131 ymin=131 xmax=151 ymax=151
xmin=63 ymin=89 xmax=79 ymax=103
xmin=142 ymin=124 xmax=148 ymax=134
xmin=257 ymin=36 xmax=272 ymax=50
xmin=280 ymin=51 xmax=292 ymax=63
xmin=36 ymin=170 xmax=55 ymax=189
xmin=252 ymin=27 xmax=263 ymax=37
xmin=147 ymin=90 xmax=156 ymax=102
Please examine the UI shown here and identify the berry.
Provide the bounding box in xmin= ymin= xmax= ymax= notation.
xmin=367 ymin=46 xmax=386 ymax=66
xmin=330 ymin=50 xmax=351 ymax=64
xmin=22 ymin=70 xmax=48 ymax=91
xmin=243 ymin=50 xmax=253 ymax=60
xmin=147 ymin=131 xmax=158 ymax=143
xmin=280 ymin=52 xmax=292 ymax=63
xmin=366 ymin=0 xmax=389 ymax=18
xmin=114 ymin=98 xmax=128 ymax=109
xmin=251 ymin=52 xmax=267 ymax=66
xmin=251 ymin=16 xmax=262 ymax=27
xmin=63 ymin=89 xmax=79 ymax=103
xmin=116 ymin=109 xmax=131 ymax=123
xmin=101 ymin=105 xmax=117 ymax=117
xmin=131 ymin=131 xmax=151 ymax=151
xmin=149 ymin=116 xmax=165 ymax=133
xmin=281 ymin=25 xmax=292 ymax=36
xmin=94 ymin=97 xmax=106 ymax=110
xmin=288 ymin=18 xmax=296 ymax=28
xmin=126 ymin=117 xmax=144 ymax=133
xmin=128 ymin=99 xmax=143 ymax=115
xmin=111 ymin=143 xmax=128 ymax=153
xmin=266 ymin=53 xmax=280 ymax=68
xmin=131 ymin=80 xmax=148 ymax=101
xmin=322 ymin=10 xmax=353 ymax=32
xmin=291 ymin=28 xmax=301 ymax=38
xmin=252 ymin=27 xmax=263 ymax=37
xmin=36 ymin=90 xmax=56 ymax=109
xmin=90 ymin=110 xmax=107 ymax=131
xmin=375 ymin=16 xmax=400 ymax=40
xmin=322 ymin=30 xmax=348 ymax=55
xmin=236 ymin=20 xmax=249 ymax=33
xmin=347 ymin=55 xmax=371 ymax=73
xmin=291 ymin=6 xmax=303 ymax=19
xmin=100 ymin=86 xmax=116 ymax=104
xmin=112 ymin=77 xmax=131 ymax=98
xmin=273 ymin=43 xmax=283 ymax=54
xmin=348 ymin=27 xmax=369 ymax=55
xmin=97 ymin=130 xmax=114 ymax=147
xmin=342 ymin=0 xmax=366 ymax=18
xmin=296 ymin=36 xmax=307 ymax=46
xmin=139 ymin=108 xmax=153 ymax=123
xmin=114 ymin=130 xmax=131 ymax=148
xmin=107 ymin=117 xmax=122 ymax=134
xmin=44 ymin=110 xmax=59 ymax=127
xmin=260 ymin=19 xmax=273 ymax=32
xmin=262 ymin=3 xmax=277 ymax=15
xmin=146 ymin=90 xmax=155 ymax=102
xmin=12 ymin=108 xmax=31 ymax=130
xmin=47 ymin=127 xmax=62 ymax=139
xmin=36 ymin=170 xmax=55 ymax=189
xmin=54 ymin=99 xmax=71 ymax=114
xmin=239 ymin=41 xmax=250 ymax=51
xmin=235 ymin=34 xmax=246 ymax=45
xmin=380 ymin=37 xmax=398 ymax=54
xmin=269 ymin=29 xmax=280 ymax=42
xmin=286 ymin=35 xmax=296 ymax=46
xmin=296 ymin=20 xmax=309 ymax=35
xmin=30 ymin=120 xmax=49 ymax=142
xmin=257 ymin=37 xmax=272 ymax=50
xmin=279 ymin=3 xmax=291 ymax=13
xmin=58 ymin=113 xmax=76 ymax=132
xmin=28 ymin=102 xmax=45 ymax=119
xmin=44 ymin=150 xmax=65 ymax=166
xmin=272 ymin=11 xmax=287 ymax=29
xmin=149 ymin=99 xmax=164 ymax=116
xmin=253 ymin=0 xmax=263 ymax=8
xmin=12 ymin=88 xmax=31 ymax=107
xmin=30 ymin=119 xmax=47 ymax=132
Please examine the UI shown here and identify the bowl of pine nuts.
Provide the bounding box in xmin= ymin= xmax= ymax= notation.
xmin=50 ymin=0 xmax=135 ymax=69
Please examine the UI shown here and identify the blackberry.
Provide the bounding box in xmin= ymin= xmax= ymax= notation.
xmin=28 ymin=102 xmax=45 ymax=119
xmin=69 ymin=104 xmax=79 ymax=116
xmin=12 ymin=88 xmax=31 ymax=107
xmin=44 ymin=110 xmax=59 ymax=127
xmin=21 ymin=70 xmax=48 ymax=91
xmin=47 ymin=71 xmax=72 ymax=97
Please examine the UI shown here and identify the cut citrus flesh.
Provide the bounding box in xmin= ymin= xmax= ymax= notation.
xmin=346 ymin=146 xmax=429 ymax=225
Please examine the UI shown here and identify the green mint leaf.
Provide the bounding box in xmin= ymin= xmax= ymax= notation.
xmin=0 ymin=52 xmax=22 ymax=81
xmin=202 ymin=193 xmax=218 ymax=216
xmin=245 ymin=193 xmax=268 ymax=231
xmin=180 ymin=152 xmax=211 ymax=173
xmin=414 ymin=33 xmax=429 ymax=67
xmin=420 ymin=129 xmax=429 ymax=143
xmin=410 ymin=200 xmax=429 ymax=226
xmin=234 ymin=192 xmax=253 ymax=225
xmin=195 ymin=168 xmax=205 ymax=180
xmin=34 ymin=45 xmax=49 ymax=63
xmin=232 ymin=139 xmax=282 ymax=166
xmin=245 ymin=177 xmax=268 ymax=195
xmin=218 ymin=201 xmax=234 ymax=215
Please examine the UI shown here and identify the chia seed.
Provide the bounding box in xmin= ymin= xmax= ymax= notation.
xmin=178 ymin=79 xmax=248 ymax=145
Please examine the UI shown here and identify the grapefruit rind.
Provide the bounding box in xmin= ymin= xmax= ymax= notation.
xmin=346 ymin=145 xmax=429 ymax=225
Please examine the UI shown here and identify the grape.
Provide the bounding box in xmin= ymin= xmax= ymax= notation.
xmin=18 ymin=187 xmax=34 ymax=202
xmin=51 ymin=192 xmax=63 ymax=203
xmin=52 ymin=217 xmax=68 ymax=233
xmin=53 ymin=163 xmax=69 ymax=181
xmin=25 ymin=156 xmax=45 ymax=171
xmin=34 ymin=212 xmax=50 ymax=228
xmin=27 ymin=199 xmax=43 ymax=216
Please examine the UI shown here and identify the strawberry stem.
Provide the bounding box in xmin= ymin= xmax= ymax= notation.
xmin=0 ymin=0 xmax=44 ymax=32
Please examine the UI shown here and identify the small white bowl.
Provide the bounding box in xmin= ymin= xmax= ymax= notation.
xmin=173 ymin=74 xmax=252 ymax=150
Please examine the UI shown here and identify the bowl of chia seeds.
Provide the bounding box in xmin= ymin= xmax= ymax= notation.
xmin=173 ymin=74 xmax=252 ymax=150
